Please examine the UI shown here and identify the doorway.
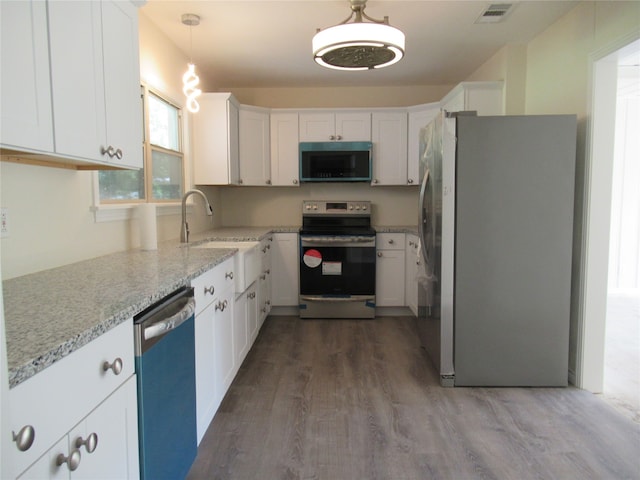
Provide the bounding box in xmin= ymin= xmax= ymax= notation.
xmin=580 ymin=36 xmax=640 ymax=411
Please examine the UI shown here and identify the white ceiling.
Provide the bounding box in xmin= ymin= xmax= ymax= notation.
xmin=140 ymin=0 xmax=579 ymax=89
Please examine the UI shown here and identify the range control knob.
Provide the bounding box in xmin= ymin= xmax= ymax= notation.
xmin=362 ymin=205 xmax=368 ymax=211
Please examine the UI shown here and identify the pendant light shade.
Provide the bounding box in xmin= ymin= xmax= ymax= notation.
xmin=181 ymin=13 xmax=202 ymax=113
xmin=313 ymin=0 xmax=405 ymax=71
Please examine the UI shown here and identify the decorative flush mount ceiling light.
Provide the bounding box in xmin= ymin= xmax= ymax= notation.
xmin=181 ymin=13 xmax=202 ymax=113
xmin=313 ymin=0 xmax=405 ymax=71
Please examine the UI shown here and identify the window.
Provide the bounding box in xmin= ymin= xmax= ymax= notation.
xmin=98 ymin=86 xmax=184 ymax=203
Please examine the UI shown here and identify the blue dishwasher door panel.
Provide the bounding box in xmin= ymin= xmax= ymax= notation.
xmin=136 ymin=315 xmax=197 ymax=480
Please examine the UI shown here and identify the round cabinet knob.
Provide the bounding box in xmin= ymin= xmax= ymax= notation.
xmin=101 ymin=145 xmax=115 ymax=158
xmin=372 ymin=179 xmax=379 ymax=184
xmin=293 ymin=179 xmax=298 ymax=185
xmin=377 ymin=252 xmax=383 ymax=257
xmin=408 ymin=178 xmax=414 ymax=184
xmin=266 ymin=179 xmax=271 ymax=185
xmin=225 ymin=271 xmax=234 ymax=280
xmin=56 ymin=449 xmax=81 ymax=471
xmin=329 ymin=135 xmax=335 ymax=140
xmin=12 ymin=425 xmax=35 ymax=452
xmin=75 ymin=433 xmax=98 ymax=454
xmin=204 ymin=285 xmax=215 ymax=296
xmin=388 ymin=239 xmax=395 ymax=245
xmin=238 ymin=179 xmax=244 ymax=184
xmin=103 ymin=357 xmax=123 ymax=376
xmin=114 ymin=149 xmax=123 ymax=160
xmin=336 ymin=135 xmax=343 ymax=140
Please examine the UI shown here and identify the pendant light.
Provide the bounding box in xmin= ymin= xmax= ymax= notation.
xmin=313 ymin=0 xmax=405 ymax=71
xmin=181 ymin=13 xmax=202 ymax=113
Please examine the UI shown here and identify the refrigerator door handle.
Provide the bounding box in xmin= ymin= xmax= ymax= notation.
xmin=418 ymin=168 xmax=431 ymax=267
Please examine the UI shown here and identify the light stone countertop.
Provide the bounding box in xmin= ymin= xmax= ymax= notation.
xmin=3 ymin=226 xmax=297 ymax=389
xmin=2 ymin=225 xmax=415 ymax=388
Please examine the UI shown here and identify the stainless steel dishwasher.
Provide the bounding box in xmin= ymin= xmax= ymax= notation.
xmin=134 ymin=286 xmax=197 ymax=480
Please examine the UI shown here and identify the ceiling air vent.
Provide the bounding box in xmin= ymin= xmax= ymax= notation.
xmin=475 ymin=3 xmax=513 ymax=24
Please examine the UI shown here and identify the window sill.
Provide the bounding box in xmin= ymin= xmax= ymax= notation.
xmin=90 ymin=203 xmax=186 ymax=223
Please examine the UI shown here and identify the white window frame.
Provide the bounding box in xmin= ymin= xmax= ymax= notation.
xmin=91 ymin=84 xmax=194 ymax=222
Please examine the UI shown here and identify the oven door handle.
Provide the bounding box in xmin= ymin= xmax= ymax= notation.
xmin=300 ymin=295 xmax=374 ymax=302
xmin=301 ymin=236 xmax=375 ymax=244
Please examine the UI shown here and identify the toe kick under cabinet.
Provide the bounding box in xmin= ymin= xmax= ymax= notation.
xmin=6 ymin=320 xmax=139 ymax=479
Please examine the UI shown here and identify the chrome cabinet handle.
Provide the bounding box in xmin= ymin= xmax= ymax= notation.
xmin=262 ymin=247 xmax=267 ymax=253
xmin=293 ymin=179 xmax=298 ymax=185
xmin=260 ymin=274 xmax=266 ymax=280
xmin=372 ymin=179 xmax=379 ymax=184
xmin=204 ymin=285 xmax=215 ymax=295
xmin=56 ymin=449 xmax=81 ymax=471
xmin=12 ymin=425 xmax=35 ymax=452
xmin=225 ymin=271 xmax=234 ymax=280
xmin=388 ymin=239 xmax=395 ymax=245
xmin=103 ymin=357 xmax=123 ymax=376
xmin=377 ymin=252 xmax=383 ymax=257
xmin=407 ymin=178 xmax=414 ymax=184
xmin=101 ymin=145 xmax=115 ymax=157
xmin=75 ymin=433 xmax=98 ymax=454
xmin=114 ymin=148 xmax=123 ymax=160
xmin=266 ymin=179 xmax=271 ymax=185
xmin=329 ymin=135 xmax=335 ymax=140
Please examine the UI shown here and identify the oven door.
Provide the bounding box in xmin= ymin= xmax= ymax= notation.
xmin=299 ymin=235 xmax=376 ymax=318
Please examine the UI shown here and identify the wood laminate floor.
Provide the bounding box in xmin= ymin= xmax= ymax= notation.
xmin=187 ymin=316 xmax=640 ymax=480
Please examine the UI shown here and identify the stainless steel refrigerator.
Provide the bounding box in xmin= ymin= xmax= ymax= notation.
xmin=417 ymin=111 xmax=577 ymax=387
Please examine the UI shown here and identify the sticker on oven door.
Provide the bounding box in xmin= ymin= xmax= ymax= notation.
xmin=322 ymin=261 xmax=342 ymax=276
xmin=303 ymin=249 xmax=322 ymax=268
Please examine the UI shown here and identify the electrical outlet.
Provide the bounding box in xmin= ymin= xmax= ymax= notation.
xmin=1 ymin=208 xmax=9 ymax=238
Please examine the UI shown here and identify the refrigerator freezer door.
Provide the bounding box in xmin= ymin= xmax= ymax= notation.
xmin=453 ymin=115 xmax=576 ymax=386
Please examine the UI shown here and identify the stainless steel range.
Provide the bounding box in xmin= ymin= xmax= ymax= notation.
xmin=299 ymin=200 xmax=376 ymax=319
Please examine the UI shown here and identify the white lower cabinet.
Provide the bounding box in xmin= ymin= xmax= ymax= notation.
xmin=192 ymin=257 xmax=234 ymax=444
xmin=7 ymin=320 xmax=138 ymax=479
xmin=376 ymin=233 xmax=406 ymax=307
xmin=271 ymin=233 xmax=300 ymax=307
xmin=19 ymin=377 xmax=139 ymax=480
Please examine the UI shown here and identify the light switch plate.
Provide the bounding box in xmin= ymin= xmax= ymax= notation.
xmin=1 ymin=208 xmax=9 ymax=238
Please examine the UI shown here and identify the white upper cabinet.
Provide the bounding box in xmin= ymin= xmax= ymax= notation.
xmin=299 ymin=112 xmax=371 ymax=142
xmin=239 ymin=105 xmax=271 ymax=186
xmin=407 ymin=103 xmax=440 ymax=185
xmin=440 ymin=81 xmax=504 ymax=116
xmin=270 ymin=112 xmax=300 ymax=187
xmin=0 ymin=1 xmax=54 ymax=153
xmin=49 ymin=0 xmax=141 ymax=169
xmin=193 ymin=93 xmax=240 ymax=185
xmin=371 ymin=111 xmax=408 ymax=186
xmin=1 ymin=0 xmax=142 ymax=169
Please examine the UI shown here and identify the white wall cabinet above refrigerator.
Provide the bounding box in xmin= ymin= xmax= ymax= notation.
xmin=299 ymin=112 xmax=371 ymax=142
xmin=440 ymin=81 xmax=504 ymax=116
xmin=0 ymin=0 xmax=143 ymax=170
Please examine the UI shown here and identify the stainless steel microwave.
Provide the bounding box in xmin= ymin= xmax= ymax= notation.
xmin=299 ymin=142 xmax=372 ymax=182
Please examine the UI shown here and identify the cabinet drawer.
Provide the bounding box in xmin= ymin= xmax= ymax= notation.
xmin=7 ymin=319 xmax=134 ymax=477
xmin=377 ymin=233 xmax=405 ymax=250
xmin=192 ymin=257 xmax=234 ymax=313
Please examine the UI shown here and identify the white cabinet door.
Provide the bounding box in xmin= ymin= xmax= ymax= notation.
xmin=48 ymin=1 xmax=105 ymax=163
xmin=335 ymin=112 xmax=371 ymax=141
xmin=0 ymin=0 xmax=53 ymax=153
xmin=194 ymin=93 xmax=240 ymax=185
xmin=270 ymin=112 xmax=300 ymax=186
xmin=100 ymin=0 xmax=142 ymax=169
xmin=214 ymin=285 xmax=235 ymax=404
xmin=194 ymin=297 xmax=215 ymax=444
xmin=376 ymin=233 xmax=406 ymax=307
xmin=233 ymin=292 xmax=250 ymax=372
xmin=299 ymin=112 xmax=371 ymax=141
xmin=405 ymin=234 xmax=420 ymax=315
xmin=371 ymin=112 xmax=408 ymax=186
xmin=407 ymin=104 xmax=440 ymax=185
xmin=68 ymin=377 xmax=139 ymax=480
xmin=271 ymin=233 xmax=300 ymax=307
xmin=247 ymin=283 xmax=259 ymax=344
xmin=239 ymin=107 xmax=271 ymax=186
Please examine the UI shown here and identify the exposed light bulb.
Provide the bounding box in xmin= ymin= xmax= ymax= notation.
xmin=182 ymin=63 xmax=201 ymax=113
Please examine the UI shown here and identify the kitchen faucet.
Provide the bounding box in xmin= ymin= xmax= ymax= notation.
xmin=181 ymin=189 xmax=213 ymax=243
